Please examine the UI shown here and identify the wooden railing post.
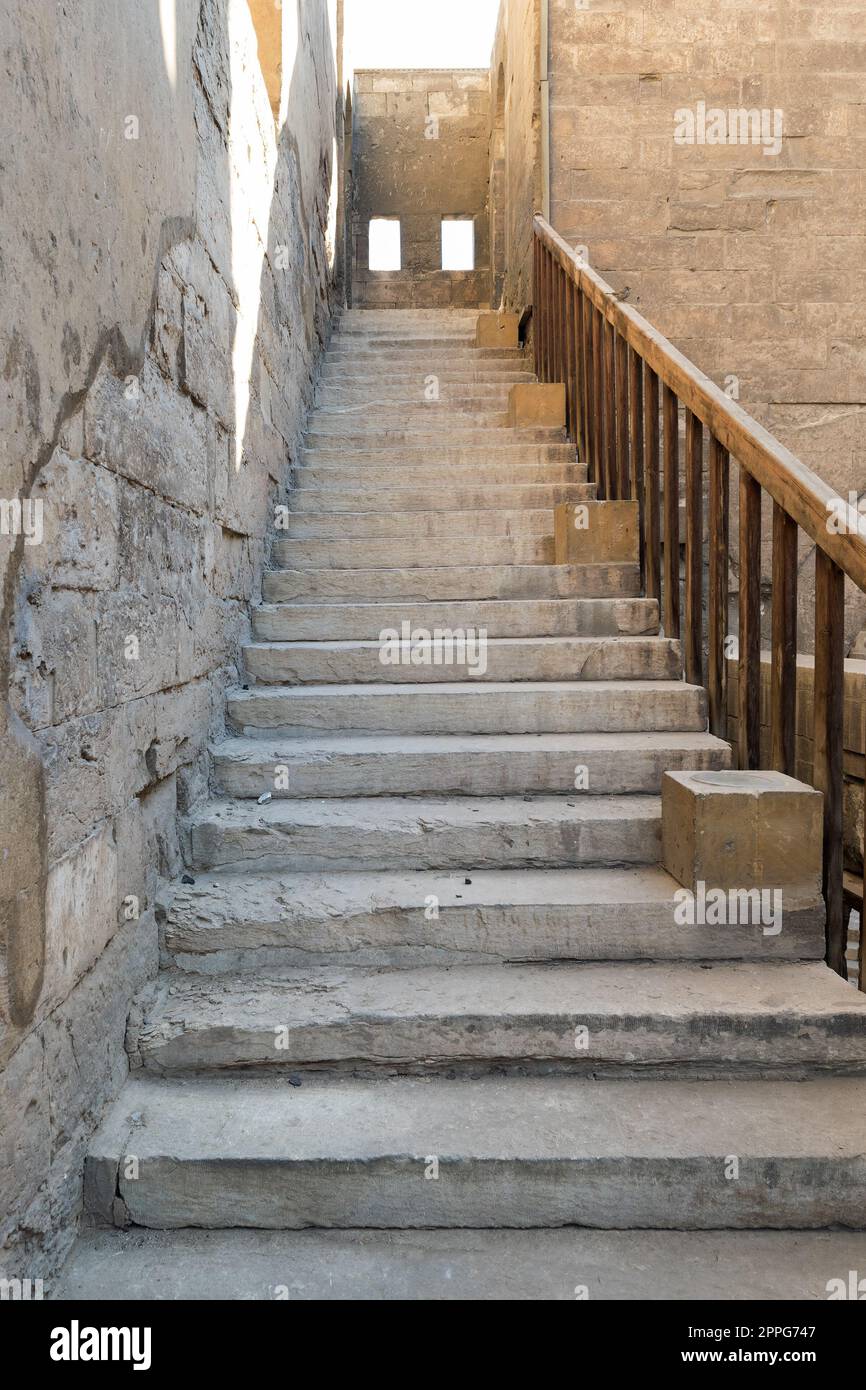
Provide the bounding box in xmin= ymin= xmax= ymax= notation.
xmin=662 ymin=385 xmax=680 ymax=638
xmin=814 ymin=549 xmax=845 ymax=974
xmin=684 ymin=409 xmax=703 ymax=686
xmin=644 ymin=367 xmax=661 ymax=602
xmin=707 ymin=437 xmax=729 ymax=737
xmin=771 ymin=504 xmax=798 ymax=776
xmin=737 ymin=470 xmax=762 ymax=769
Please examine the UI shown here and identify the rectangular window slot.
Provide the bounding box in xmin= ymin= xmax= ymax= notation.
xmin=369 ymin=219 xmax=402 ymax=271
xmin=441 ymin=218 xmax=475 ymax=271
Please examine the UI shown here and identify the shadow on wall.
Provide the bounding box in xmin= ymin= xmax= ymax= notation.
xmin=0 ymin=0 xmax=337 ymax=1275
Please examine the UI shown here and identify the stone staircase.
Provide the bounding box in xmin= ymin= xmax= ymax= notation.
xmin=67 ymin=308 xmax=866 ymax=1299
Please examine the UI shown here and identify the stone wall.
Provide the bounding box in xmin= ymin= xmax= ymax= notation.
xmin=490 ymin=0 xmax=542 ymax=314
xmin=0 ymin=0 xmax=339 ymax=1280
xmin=351 ymin=69 xmax=492 ymax=308
xmin=547 ymin=0 xmax=866 ymax=652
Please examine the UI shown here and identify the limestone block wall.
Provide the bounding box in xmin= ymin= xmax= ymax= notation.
xmin=0 ymin=0 xmax=339 ymax=1279
xmin=547 ymin=0 xmax=866 ymax=651
xmin=489 ymin=0 xmax=542 ymax=314
xmin=351 ymin=69 xmax=492 ymax=308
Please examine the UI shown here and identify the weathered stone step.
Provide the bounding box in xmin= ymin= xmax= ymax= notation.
xmin=279 ymin=506 xmax=571 ymax=539
xmin=86 ymin=1074 xmax=866 ymax=1230
xmin=212 ymin=730 xmax=729 ymax=798
xmin=319 ymin=366 xmax=534 ymax=384
xmin=311 ymin=407 xmax=510 ymax=430
xmin=262 ymin=563 xmax=639 ymax=603
xmin=289 ymin=484 xmax=593 ymax=515
xmin=55 ymin=1226 xmax=866 ymax=1301
xmin=271 ymin=536 xmax=557 ymax=568
xmin=325 ymin=347 xmax=524 ymax=362
xmin=242 ymin=636 xmax=682 ymax=684
xmin=187 ymin=795 xmax=662 ymax=873
xmin=317 ymin=384 xmax=517 ymax=405
xmin=302 ymin=442 xmax=577 ymax=464
xmin=252 ymin=597 xmax=660 ymax=641
xmin=160 ymin=866 xmax=824 ymax=972
xmin=304 ymin=427 xmax=563 ymax=449
xmin=128 ymin=961 xmax=866 ymax=1076
xmin=294 ymin=464 xmax=585 ymax=491
xmin=227 ymin=679 xmax=706 ymax=737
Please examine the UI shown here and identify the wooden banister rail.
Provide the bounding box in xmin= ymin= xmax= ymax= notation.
xmin=532 ymin=212 xmax=865 ymax=989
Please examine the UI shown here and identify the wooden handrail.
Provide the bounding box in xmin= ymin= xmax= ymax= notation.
xmin=535 ymin=214 xmax=866 ymax=589
xmin=532 ymin=212 xmax=864 ymax=989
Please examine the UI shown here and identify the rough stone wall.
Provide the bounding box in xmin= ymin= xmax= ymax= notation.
xmin=490 ymin=0 xmax=542 ymax=314
xmin=547 ymin=0 xmax=866 ymax=651
xmin=351 ymin=69 xmax=492 ymax=308
xmin=0 ymin=0 xmax=339 ymax=1280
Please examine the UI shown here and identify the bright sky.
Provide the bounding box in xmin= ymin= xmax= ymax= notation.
xmin=345 ymin=0 xmax=502 ymax=70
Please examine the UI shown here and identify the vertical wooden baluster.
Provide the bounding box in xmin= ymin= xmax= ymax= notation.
xmin=565 ymin=275 xmax=576 ymax=441
xmin=604 ymin=319 xmax=616 ymax=501
xmin=533 ymin=237 xmax=539 ymax=380
xmin=684 ymin=409 xmax=703 ymax=686
xmin=862 ymin=706 xmax=866 ymax=988
xmin=592 ymin=306 xmax=604 ymax=498
xmin=663 ymin=386 xmax=680 ymax=638
xmin=771 ymin=504 xmax=798 ymax=776
xmin=737 ymin=469 xmax=761 ymax=770
xmin=707 ymin=436 xmax=730 ymax=738
xmin=814 ymin=549 xmax=845 ymax=976
xmin=557 ymin=263 xmax=565 ymax=386
xmin=556 ymin=258 xmax=561 ymax=383
xmin=575 ymin=284 xmax=586 ymax=463
xmin=543 ymin=249 xmax=551 ymax=383
xmin=629 ymin=348 xmax=645 ymax=584
xmin=615 ymin=333 xmax=630 ymax=498
xmin=644 ymin=367 xmax=661 ymax=603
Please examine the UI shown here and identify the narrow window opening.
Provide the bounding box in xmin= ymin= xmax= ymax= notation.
xmin=441 ymin=218 xmax=475 ymax=271
xmin=369 ymin=219 xmax=401 ymax=271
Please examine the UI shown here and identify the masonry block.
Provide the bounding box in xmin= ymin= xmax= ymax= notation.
xmin=662 ymin=770 xmax=823 ymax=895
xmin=476 ymin=312 xmax=520 ymax=350
xmin=507 ymin=383 xmax=566 ymax=429
xmin=554 ymin=500 xmax=639 ymax=565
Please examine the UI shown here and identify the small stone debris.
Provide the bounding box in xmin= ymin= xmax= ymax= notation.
xmin=181 ymin=875 xmax=196 ymax=886
xmin=288 ymin=1075 xmax=303 ymax=1088
xmin=258 ymin=792 xmax=273 ymax=805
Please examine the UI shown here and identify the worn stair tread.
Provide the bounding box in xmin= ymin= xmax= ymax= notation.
xmin=129 ymin=960 xmax=866 ymax=1073
xmin=186 ymin=793 xmax=663 ymax=873
xmin=54 ymin=1226 xmax=866 ymax=1301
xmin=241 ymin=636 xmax=683 ymax=684
xmin=227 ymin=679 xmax=706 ymax=736
xmin=261 ymin=563 xmax=641 ymax=603
xmin=252 ymin=597 xmax=660 ymax=640
xmin=85 ymin=1073 xmax=866 ymax=1232
xmin=161 ymin=864 xmax=825 ymax=967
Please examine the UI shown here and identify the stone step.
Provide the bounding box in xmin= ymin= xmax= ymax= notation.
xmin=271 ymin=536 xmax=557 ymax=568
xmin=325 ymin=347 xmax=524 ymax=363
xmin=186 ymin=795 xmax=662 ymax=873
xmin=160 ymin=866 xmax=824 ymax=972
xmin=311 ymin=407 xmax=510 ymax=431
xmin=302 ymin=442 xmax=577 ymax=464
xmin=289 ymin=484 xmax=593 ymax=515
xmin=304 ymin=427 xmax=563 ymax=449
xmin=128 ymin=961 xmax=866 ymax=1076
xmin=278 ymin=506 xmax=572 ymax=539
xmin=294 ymin=464 xmax=586 ymax=491
xmin=316 ymin=385 xmax=517 ymax=405
xmin=319 ymin=367 xmax=535 ymax=385
xmin=211 ymin=730 xmax=730 ymax=799
xmin=252 ymin=597 xmax=660 ymax=641
xmin=262 ymin=563 xmax=640 ymax=603
xmin=55 ymin=1226 xmax=866 ymax=1301
xmin=241 ymin=636 xmax=683 ymax=684
xmin=85 ymin=1074 xmax=866 ymax=1230
xmin=226 ymin=679 xmax=706 ymax=737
